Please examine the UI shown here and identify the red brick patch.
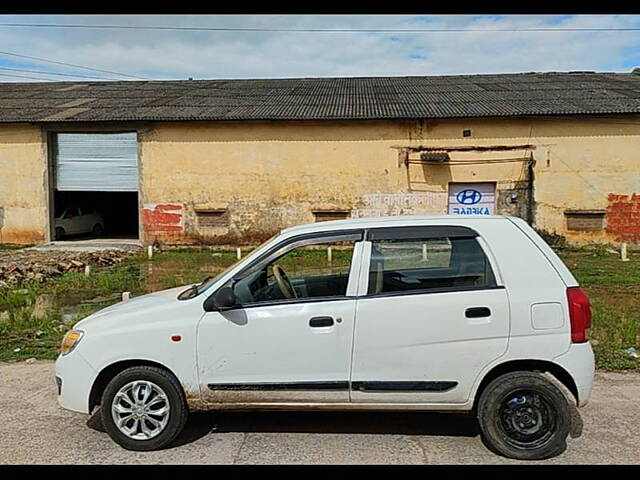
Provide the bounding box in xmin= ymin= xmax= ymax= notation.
xmin=141 ymin=203 xmax=184 ymax=233
xmin=606 ymin=193 xmax=640 ymax=243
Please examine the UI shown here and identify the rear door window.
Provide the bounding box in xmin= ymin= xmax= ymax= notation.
xmin=367 ymin=227 xmax=496 ymax=295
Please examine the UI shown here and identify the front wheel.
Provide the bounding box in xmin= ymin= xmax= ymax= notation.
xmin=92 ymin=223 xmax=104 ymax=236
xmin=100 ymin=366 xmax=189 ymax=451
xmin=477 ymin=371 xmax=570 ymax=460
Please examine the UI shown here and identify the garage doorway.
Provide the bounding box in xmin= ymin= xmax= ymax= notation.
xmin=51 ymin=132 xmax=139 ymax=241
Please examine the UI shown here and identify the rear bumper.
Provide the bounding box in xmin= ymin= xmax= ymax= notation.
xmin=54 ymin=350 xmax=98 ymax=414
xmin=553 ymin=342 xmax=595 ymax=407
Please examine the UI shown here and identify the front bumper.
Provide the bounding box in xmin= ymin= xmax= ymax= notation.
xmin=54 ymin=350 xmax=98 ymax=414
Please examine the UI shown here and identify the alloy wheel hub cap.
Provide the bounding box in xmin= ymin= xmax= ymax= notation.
xmin=111 ymin=380 xmax=170 ymax=440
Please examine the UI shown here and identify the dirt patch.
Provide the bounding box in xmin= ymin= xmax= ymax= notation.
xmin=0 ymin=249 xmax=138 ymax=288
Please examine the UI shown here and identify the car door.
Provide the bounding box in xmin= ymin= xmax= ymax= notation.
xmin=197 ymin=230 xmax=364 ymax=405
xmin=350 ymin=225 xmax=510 ymax=405
xmin=77 ymin=207 xmax=94 ymax=234
xmin=74 ymin=207 xmax=88 ymax=234
xmin=61 ymin=206 xmax=80 ymax=235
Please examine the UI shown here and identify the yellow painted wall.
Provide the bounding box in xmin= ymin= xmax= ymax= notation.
xmin=0 ymin=124 xmax=48 ymax=244
xmin=1 ymin=116 xmax=639 ymax=245
xmin=139 ymin=116 xmax=640 ymax=245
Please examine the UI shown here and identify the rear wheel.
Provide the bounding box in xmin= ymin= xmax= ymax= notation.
xmin=477 ymin=371 xmax=570 ymax=460
xmin=100 ymin=366 xmax=189 ymax=451
xmin=55 ymin=227 xmax=65 ymax=240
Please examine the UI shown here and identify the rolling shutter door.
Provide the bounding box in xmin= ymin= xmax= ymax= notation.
xmin=55 ymin=132 xmax=139 ymax=192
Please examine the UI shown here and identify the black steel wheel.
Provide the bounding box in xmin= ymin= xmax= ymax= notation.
xmin=498 ymin=389 xmax=557 ymax=449
xmin=477 ymin=371 xmax=570 ymax=460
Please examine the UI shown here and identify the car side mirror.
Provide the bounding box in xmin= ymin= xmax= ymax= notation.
xmin=203 ymin=286 xmax=236 ymax=312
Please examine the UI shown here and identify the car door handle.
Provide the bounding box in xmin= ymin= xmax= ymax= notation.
xmin=309 ymin=316 xmax=334 ymax=327
xmin=465 ymin=307 xmax=491 ymax=318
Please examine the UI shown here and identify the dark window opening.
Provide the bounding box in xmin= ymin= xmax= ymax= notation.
xmin=564 ymin=210 xmax=606 ymax=231
xmin=313 ymin=210 xmax=350 ymax=222
xmin=196 ymin=209 xmax=229 ymax=228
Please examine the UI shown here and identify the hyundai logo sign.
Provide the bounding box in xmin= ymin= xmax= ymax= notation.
xmin=456 ymin=189 xmax=482 ymax=205
xmin=449 ymin=183 xmax=495 ymax=215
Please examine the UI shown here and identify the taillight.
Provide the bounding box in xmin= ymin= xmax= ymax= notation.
xmin=567 ymin=287 xmax=592 ymax=343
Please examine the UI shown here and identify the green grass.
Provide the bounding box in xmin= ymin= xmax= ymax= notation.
xmin=0 ymin=248 xmax=241 ymax=362
xmin=556 ymin=247 xmax=640 ymax=371
xmin=0 ymin=244 xmax=638 ymax=370
xmin=557 ymin=245 xmax=640 ymax=287
xmin=0 ymin=244 xmax=27 ymax=251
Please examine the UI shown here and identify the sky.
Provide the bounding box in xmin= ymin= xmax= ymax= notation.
xmin=0 ymin=14 xmax=640 ymax=82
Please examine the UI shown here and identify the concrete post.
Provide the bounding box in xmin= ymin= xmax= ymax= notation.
xmin=621 ymin=243 xmax=629 ymax=262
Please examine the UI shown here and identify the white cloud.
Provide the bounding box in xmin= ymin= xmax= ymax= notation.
xmin=0 ymin=15 xmax=639 ymax=81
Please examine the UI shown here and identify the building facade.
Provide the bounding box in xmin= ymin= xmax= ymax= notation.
xmin=1 ymin=73 xmax=639 ymax=246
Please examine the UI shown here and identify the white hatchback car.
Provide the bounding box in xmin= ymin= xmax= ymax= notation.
xmin=55 ymin=215 xmax=594 ymax=459
xmin=54 ymin=205 xmax=105 ymax=240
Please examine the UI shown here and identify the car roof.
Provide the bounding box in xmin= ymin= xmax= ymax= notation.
xmin=280 ymin=214 xmax=512 ymax=237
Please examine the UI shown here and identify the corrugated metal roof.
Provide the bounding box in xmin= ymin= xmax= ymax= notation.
xmin=1 ymin=71 xmax=640 ymax=123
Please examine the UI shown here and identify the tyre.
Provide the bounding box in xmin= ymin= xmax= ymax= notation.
xmin=477 ymin=371 xmax=570 ymax=460
xmin=55 ymin=227 xmax=65 ymax=240
xmin=100 ymin=366 xmax=189 ymax=451
xmin=92 ymin=223 xmax=104 ymax=236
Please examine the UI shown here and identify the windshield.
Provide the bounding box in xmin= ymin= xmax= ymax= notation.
xmin=176 ymin=234 xmax=279 ymax=300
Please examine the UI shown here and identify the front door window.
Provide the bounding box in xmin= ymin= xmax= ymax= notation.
xmin=64 ymin=206 xmax=79 ymax=219
xmin=232 ymin=234 xmax=359 ymax=305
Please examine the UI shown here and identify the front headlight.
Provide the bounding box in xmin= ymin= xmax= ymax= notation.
xmin=60 ymin=330 xmax=84 ymax=356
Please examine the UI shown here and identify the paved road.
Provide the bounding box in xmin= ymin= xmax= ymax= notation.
xmin=1 ymin=361 xmax=638 ymax=464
